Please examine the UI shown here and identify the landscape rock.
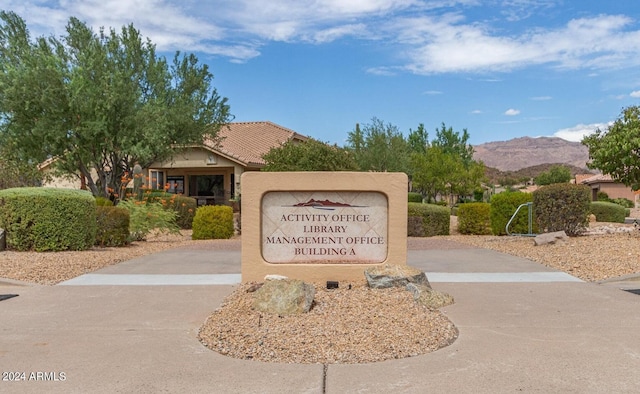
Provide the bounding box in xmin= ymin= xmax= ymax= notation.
xmin=406 ymin=283 xmax=455 ymax=309
xmin=364 ymin=263 xmax=431 ymax=289
xmin=586 ymin=225 xmax=636 ymax=235
xmin=253 ymin=279 xmax=315 ymax=315
xmin=534 ymin=231 xmax=568 ymax=246
xmin=264 ymin=274 xmax=288 ymax=281
xmin=0 ymin=228 xmax=5 ymax=251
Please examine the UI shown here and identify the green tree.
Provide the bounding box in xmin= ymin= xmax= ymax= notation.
xmin=345 ymin=117 xmax=409 ymax=173
xmin=582 ymin=106 xmax=640 ymax=190
xmin=534 ymin=165 xmax=571 ymax=185
xmin=432 ymin=122 xmax=475 ymax=165
xmin=410 ymin=123 xmax=485 ymax=204
xmin=262 ymin=138 xmax=358 ymax=171
xmin=0 ymin=12 xmax=231 ymax=199
xmin=411 ymin=146 xmax=456 ymax=202
xmin=0 ymin=141 xmax=42 ymax=189
xmin=408 ymin=123 xmax=429 ymax=154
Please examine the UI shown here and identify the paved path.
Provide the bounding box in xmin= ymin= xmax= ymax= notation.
xmin=2 ymin=240 xmax=640 ymax=393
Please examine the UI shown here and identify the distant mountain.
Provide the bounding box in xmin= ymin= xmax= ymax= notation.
xmin=473 ymin=136 xmax=590 ymax=172
xmin=483 ymin=163 xmax=594 ymax=186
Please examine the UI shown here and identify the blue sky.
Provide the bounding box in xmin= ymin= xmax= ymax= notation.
xmin=5 ymin=0 xmax=640 ymax=145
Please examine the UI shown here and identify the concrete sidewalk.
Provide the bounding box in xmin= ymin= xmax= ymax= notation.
xmin=2 ymin=240 xmax=640 ymax=393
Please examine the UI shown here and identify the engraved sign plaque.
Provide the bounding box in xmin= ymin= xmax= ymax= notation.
xmin=261 ymin=191 xmax=388 ymax=264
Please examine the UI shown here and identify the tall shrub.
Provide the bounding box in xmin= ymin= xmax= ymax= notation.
xmin=0 ymin=187 xmax=96 ymax=251
xmin=490 ymin=192 xmax=535 ymax=235
xmin=95 ymin=206 xmax=130 ymax=247
xmin=533 ymin=183 xmax=591 ymax=236
xmin=407 ymin=203 xmax=449 ymax=237
xmin=192 ymin=205 xmax=234 ymax=240
xmin=457 ymin=202 xmax=491 ymax=235
xmin=590 ymin=201 xmax=626 ymax=223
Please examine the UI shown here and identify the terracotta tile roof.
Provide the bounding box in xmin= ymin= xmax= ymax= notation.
xmin=581 ymin=173 xmax=614 ymax=184
xmin=575 ymin=173 xmax=595 ymax=184
xmin=205 ymin=121 xmax=308 ymax=167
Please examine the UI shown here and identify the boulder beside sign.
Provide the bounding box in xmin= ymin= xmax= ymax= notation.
xmin=241 ymin=172 xmax=408 ymax=283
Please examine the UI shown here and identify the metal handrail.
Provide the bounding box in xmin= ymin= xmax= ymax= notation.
xmin=506 ymin=202 xmax=536 ymax=237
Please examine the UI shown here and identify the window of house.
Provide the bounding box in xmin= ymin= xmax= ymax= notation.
xmin=166 ymin=176 xmax=184 ymax=194
xmin=150 ymin=170 xmax=165 ymax=191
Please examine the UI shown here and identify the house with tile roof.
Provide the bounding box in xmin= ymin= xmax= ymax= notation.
xmin=578 ymin=173 xmax=638 ymax=206
xmin=41 ymin=121 xmax=308 ymax=206
xmin=145 ymin=121 xmax=307 ymax=206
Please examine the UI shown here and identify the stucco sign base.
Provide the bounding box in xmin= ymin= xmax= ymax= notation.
xmin=241 ymin=172 xmax=408 ymax=283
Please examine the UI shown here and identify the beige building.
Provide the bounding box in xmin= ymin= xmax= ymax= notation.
xmin=42 ymin=121 xmax=308 ymax=205
xmin=579 ymin=173 xmax=639 ymax=206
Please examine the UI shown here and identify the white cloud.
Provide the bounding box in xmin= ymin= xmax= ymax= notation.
xmin=630 ymin=90 xmax=640 ymax=98
xmin=470 ymin=109 xmax=482 ymax=114
xmin=553 ymin=122 xmax=613 ymax=142
xmin=531 ymin=96 xmax=552 ymax=101
xmin=422 ymin=90 xmax=443 ymax=95
xmin=504 ymin=108 xmax=520 ymax=116
xmin=403 ymin=14 xmax=640 ymax=74
xmin=365 ymin=66 xmax=398 ymax=76
xmin=10 ymin=0 xmax=640 ymax=71
xmin=312 ymin=24 xmax=368 ymax=43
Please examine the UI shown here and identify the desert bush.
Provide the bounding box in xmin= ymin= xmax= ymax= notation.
xmin=95 ymin=196 xmax=114 ymax=206
xmin=407 ymin=203 xmax=449 ymax=237
xmin=533 ymin=183 xmax=591 ymax=236
xmin=117 ymin=199 xmax=180 ymax=241
xmin=590 ymin=201 xmax=627 ymax=223
xmin=490 ymin=192 xmax=536 ymax=236
xmin=95 ymin=206 xmax=130 ymax=247
xmin=144 ymin=192 xmax=197 ymax=229
xmin=596 ymin=191 xmax=609 ymax=201
xmin=457 ymin=203 xmax=492 ymax=235
xmin=192 ymin=205 xmax=234 ymax=239
xmin=408 ymin=192 xmax=423 ymax=203
xmin=0 ymin=187 xmax=96 ymax=251
xmin=610 ymin=197 xmax=635 ymax=209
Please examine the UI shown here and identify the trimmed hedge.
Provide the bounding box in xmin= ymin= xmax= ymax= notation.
xmin=457 ymin=202 xmax=492 ymax=235
xmin=533 ymin=183 xmax=591 ymax=236
xmin=192 ymin=205 xmax=234 ymax=240
xmin=408 ymin=192 xmax=423 ymax=203
xmin=490 ymin=192 xmax=536 ymax=235
xmin=590 ymin=201 xmax=626 ymax=223
xmin=0 ymin=187 xmax=97 ymax=251
xmin=407 ymin=203 xmax=449 ymax=237
xmin=95 ymin=206 xmax=130 ymax=247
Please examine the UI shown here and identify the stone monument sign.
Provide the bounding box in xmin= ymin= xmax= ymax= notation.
xmin=241 ymin=172 xmax=408 ymax=283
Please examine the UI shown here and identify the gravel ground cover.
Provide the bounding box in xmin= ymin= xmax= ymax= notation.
xmin=198 ymin=282 xmax=458 ymax=364
xmin=3 ymin=221 xmax=638 ymax=285
xmin=0 ymin=231 xmax=233 ymax=285
xmin=2 ymin=219 xmax=639 ymax=364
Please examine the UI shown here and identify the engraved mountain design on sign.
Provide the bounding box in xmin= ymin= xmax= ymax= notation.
xmin=293 ymin=199 xmax=350 ymax=207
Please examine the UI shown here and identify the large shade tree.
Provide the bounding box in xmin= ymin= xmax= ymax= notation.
xmin=0 ymin=143 xmax=42 ymax=189
xmin=0 ymin=12 xmax=231 ymax=199
xmin=582 ymin=106 xmax=640 ymax=190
